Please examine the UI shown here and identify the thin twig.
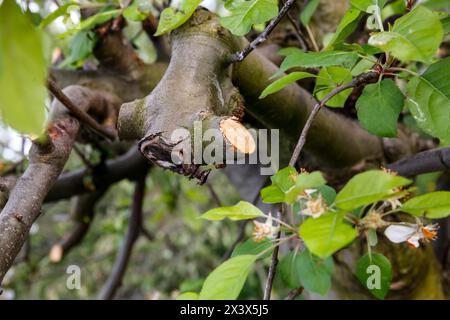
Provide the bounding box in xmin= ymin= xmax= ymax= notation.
xmin=141 ymin=226 xmax=154 ymax=241
xmin=262 ymin=72 xmax=379 ymax=300
xmin=47 ymin=78 xmax=117 ymax=141
xmin=221 ymin=190 xmax=263 ymax=261
xmin=49 ymin=189 xmax=106 ymax=263
xmin=73 ymin=144 xmax=94 ymax=170
xmin=282 ymin=1 xmax=308 ymax=51
xmin=206 ymin=183 xmax=222 ymax=207
xmin=97 ymin=172 xmax=147 ymax=300
xmin=289 ymin=72 xmax=378 ymax=166
xmin=263 ymin=207 xmax=282 ymax=300
xmin=221 ymin=220 xmax=249 ymax=261
xmin=229 ymin=0 xmax=296 ymax=63
xmin=304 ymin=24 xmax=319 ymax=52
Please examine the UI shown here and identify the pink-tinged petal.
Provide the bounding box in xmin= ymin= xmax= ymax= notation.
xmin=406 ymin=234 xmax=421 ymax=248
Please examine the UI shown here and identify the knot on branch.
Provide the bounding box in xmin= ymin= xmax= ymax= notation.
xmin=117 ymin=10 xmax=254 ymax=183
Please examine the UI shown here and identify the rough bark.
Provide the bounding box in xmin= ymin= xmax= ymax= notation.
xmin=0 ymin=86 xmax=120 ymax=283
xmin=117 ymin=9 xmax=388 ymax=180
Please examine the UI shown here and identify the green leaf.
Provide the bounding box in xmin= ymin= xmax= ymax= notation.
xmin=314 ymin=67 xmax=353 ymax=108
xmin=285 ymin=171 xmax=326 ymax=203
xmin=368 ymin=6 xmax=444 ymax=63
xmin=123 ymin=3 xmax=149 ymax=22
xmin=356 ymin=79 xmax=404 ymax=137
xmin=422 ymin=0 xmax=450 ymax=10
xmin=406 ymin=57 xmax=450 ymax=144
xmin=402 ymin=191 xmax=450 ymax=219
xmin=261 ymin=166 xmax=297 ymax=203
xmin=231 ymin=238 xmax=273 ymax=259
xmin=155 ymin=0 xmax=202 ymax=36
xmin=260 ymin=185 xmax=285 ymax=203
xmin=299 ymin=212 xmax=358 ymax=258
xmin=59 ymin=9 xmax=121 ymax=38
xmin=279 ymin=48 xmax=359 ymax=71
xmin=177 ymin=292 xmax=199 ymax=300
xmin=356 ymin=253 xmax=392 ymax=299
xmin=442 ymin=16 xmax=450 ymax=35
xmin=261 ymin=168 xmax=326 ymax=204
xmin=326 ymin=8 xmax=363 ymax=49
xmin=200 ymin=201 xmax=263 ymax=221
xmin=297 ymin=249 xmax=334 ymax=296
xmin=62 ymin=30 xmax=98 ymax=67
xmin=317 ymin=185 xmax=337 ymax=205
xmin=300 ymin=0 xmax=320 ymax=26
xmin=220 ymin=0 xmax=279 ymax=36
xmin=39 ymin=2 xmax=79 ymax=29
xmin=295 ymin=171 xmax=326 ymax=189
xmin=180 ymin=278 xmax=204 ymax=292
xmin=271 ymin=166 xmax=298 ymax=192
xmin=351 ymin=57 xmax=376 ymax=76
xmin=279 ymin=251 xmax=302 ymax=288
xmin=259 ymin=72 xmax=316 ymax=98
xmin=335 ymin=170 xmax=412 ymax=210
xmin=199 ymin=255 xmax=257 ymax=299
xmin=0 ymin=1 xmax=46 ymax=135
xmin=351 ymin=0 xmax=387 ymax=12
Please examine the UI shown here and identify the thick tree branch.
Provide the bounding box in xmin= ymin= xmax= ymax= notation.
xmin=45 ymin=146 xmax=148 ymax=202
xmin=233 ymin=48 xmax=383 ymax=167
xmin=0 ymin=85 xmax=120 ymax=283
xmin=387 ymin=147 xmax=450 ymax=177
xmin=98 ymin=173 xmax=146 ymax=300
xmin=93 ymin=24 xmax=144 ymax=79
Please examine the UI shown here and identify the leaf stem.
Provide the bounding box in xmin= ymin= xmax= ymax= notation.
xmin=388 ymin=67 xmax=419 ymax=77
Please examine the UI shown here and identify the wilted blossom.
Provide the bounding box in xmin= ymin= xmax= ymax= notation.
xmin=298 ymin=190 xmax=327 ymax=219
xmin=252 ymin=213 xmax=279 ymax=242
xmin=384 ymin=222 xmax=439 ymax=248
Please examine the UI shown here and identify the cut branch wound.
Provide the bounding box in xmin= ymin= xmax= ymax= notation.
xmin=118 ymin=9 xmax=255 ymax=183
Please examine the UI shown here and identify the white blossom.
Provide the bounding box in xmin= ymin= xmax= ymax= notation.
xmin=384 ymin=223 xmax=438 ymax=248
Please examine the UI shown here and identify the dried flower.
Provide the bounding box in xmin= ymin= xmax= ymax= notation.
xmin=361 ymin=210 xmax=388 ymax=229
xmin=302 ymin=193 xmax=327 ymax=219
xmin=252 ymin=213 xmax=279 ymax=242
